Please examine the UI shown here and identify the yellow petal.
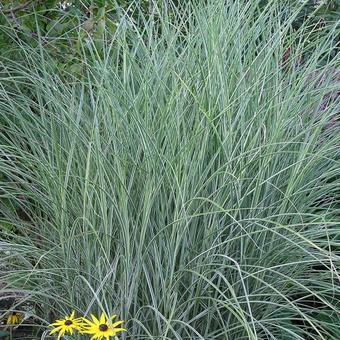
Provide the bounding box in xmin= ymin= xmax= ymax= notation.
xmin=100 ymin=312 xmax=106 ymax=324
xmin=82 ymin=325 xmax=97 ymax=334
xmin=91 ymin=314 xmax=100 ymax=324
xmin=74 ymin=321 xmax=84 ymax=329
xmin=110 ymin=314 xmax=117 ymax=321
xmin=82 ymin=317 xmax=94 ymax=326
xmin=114 ymin=327 xmax=126 ymax=332
xmin=57 ymin=328 xmax=65 ymax=340
xmin=49 ymin=327 xmax=62 ymax=335
xmin=104 ymin=328 xmax=114 ymax=336
xmin=70 ymin=310 xmax=75 ymax=319
xmin=112 ymin=320 xmax=124 ymax=328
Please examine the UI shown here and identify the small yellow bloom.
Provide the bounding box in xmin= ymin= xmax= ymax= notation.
xmin=6 ymin=312 xmax=21 ymax=325
xmin=49 ymin=311 xmax=83 ymax=340
xmin=82 ymin=312 xmax=125 ymax=340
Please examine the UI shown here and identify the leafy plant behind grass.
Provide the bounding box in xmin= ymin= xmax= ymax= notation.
xmin=0 ymin=1 xmax=339 ymax=339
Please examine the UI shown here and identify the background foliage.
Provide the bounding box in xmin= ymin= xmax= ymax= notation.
xmin=0 ymin=0 xmax=339 ymax=74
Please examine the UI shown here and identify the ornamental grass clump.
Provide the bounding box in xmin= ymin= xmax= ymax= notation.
xmin=0 ymin=0 xmax=339 ymax=339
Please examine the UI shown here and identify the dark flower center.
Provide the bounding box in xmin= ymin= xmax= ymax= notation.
xmin=99 ymin=324 xmax=108 ymax=332
xmin=64 ymin=320 xmax=73 ymax=326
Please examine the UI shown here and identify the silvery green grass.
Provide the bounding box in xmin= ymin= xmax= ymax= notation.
xmin=0 ymin=0 xmax=339 ymax=339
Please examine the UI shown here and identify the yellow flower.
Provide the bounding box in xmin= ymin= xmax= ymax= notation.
xmin=49 ymin=311 xmax=83 ymax=340
xmin=6 ymin=312 xmax=21 ymax=325
xmin=82 ymin=312 xmax=125 ymax=340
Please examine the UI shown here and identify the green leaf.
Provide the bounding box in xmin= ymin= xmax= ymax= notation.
xmin=1 ymin=198 xmax=19 ymax=213
xmin=0 ymin=220 xmax=14 ymax=231
xmin=46 ymin=20 xmax=69 ymax=35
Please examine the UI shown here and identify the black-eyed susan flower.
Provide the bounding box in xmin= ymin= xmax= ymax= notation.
xmin=49 ymin=311 xmax=83 ymax=339
xmin=82 ymin=312 xmax=125 ymax=340
xmin=6 ymin=312 xmax=21 ymax=325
